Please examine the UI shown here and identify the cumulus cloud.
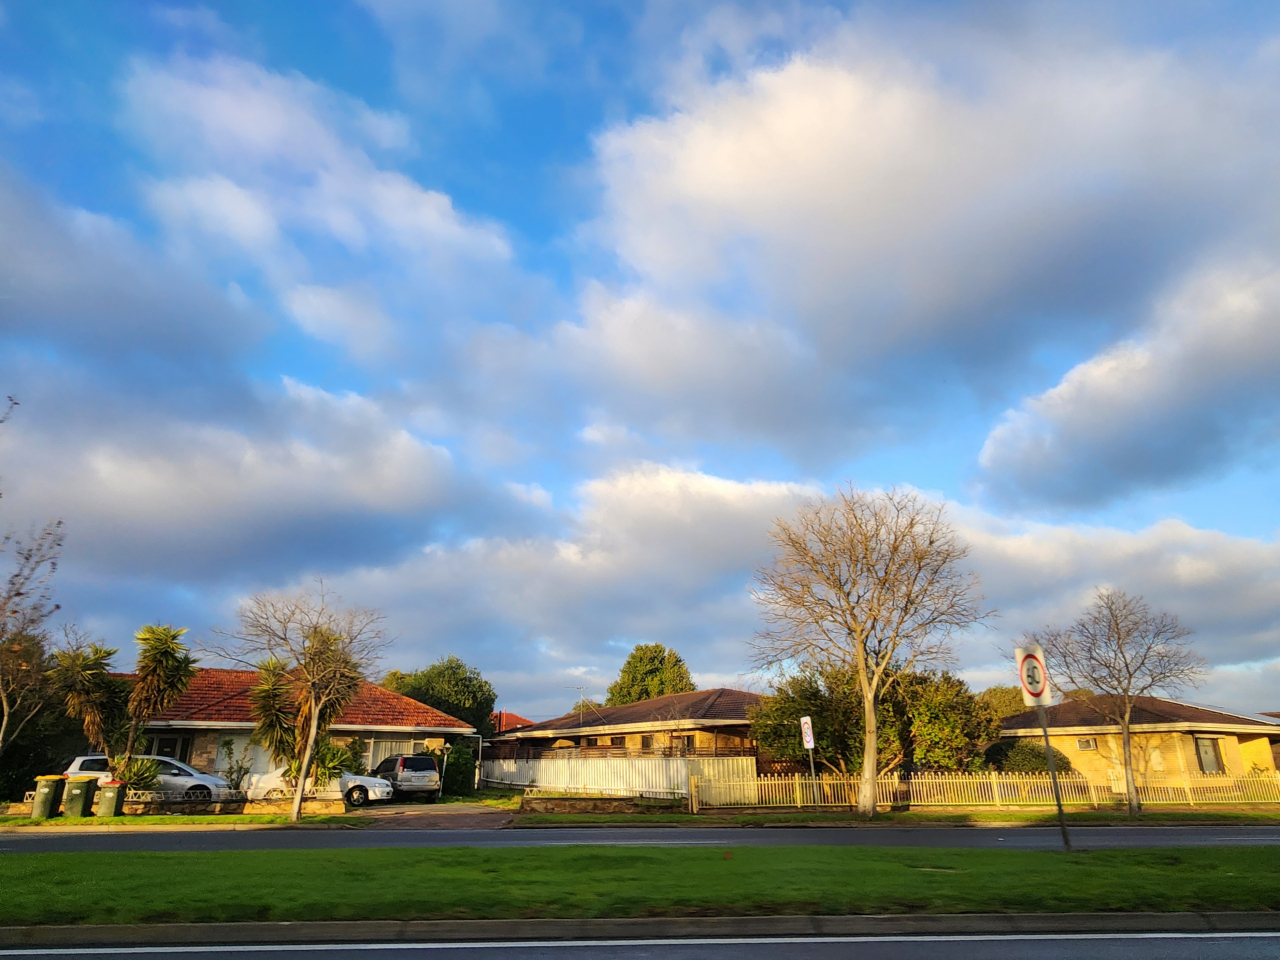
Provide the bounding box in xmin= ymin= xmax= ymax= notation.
xmin=979 ymin=262 xmax=1280 ymax=506
xmin=284 ymin=285 xmax=394 ymax=357
xmin=576 ymin=29 xmax=1280 ymax=459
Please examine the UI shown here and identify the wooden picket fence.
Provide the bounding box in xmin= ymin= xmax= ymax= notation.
xmin=691 ymin=770 xmax=1280 ymax=811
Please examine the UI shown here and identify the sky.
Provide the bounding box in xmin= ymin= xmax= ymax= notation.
xmin=2 ymin=0 xmax=1279 ymax=720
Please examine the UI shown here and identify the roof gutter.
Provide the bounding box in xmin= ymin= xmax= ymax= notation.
xmin=491 ymin=717 xmax=750 ymax=740
xmin=1003 ymin=721 xmax=1279 ymax=737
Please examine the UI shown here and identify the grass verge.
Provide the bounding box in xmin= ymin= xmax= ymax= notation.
xmin=436 ymin=788 xmax=522 ymax=810
xmin=514 ymin=809 xmax=1280 ymax=827
xmin=0 ymin=814 xmax=369 ymax=827
xmin=3 ymin=846 xmax=1279 ymax=926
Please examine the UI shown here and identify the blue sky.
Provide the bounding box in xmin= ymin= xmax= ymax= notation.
xmin=2 ymin=0 xmax=1280 ymax=718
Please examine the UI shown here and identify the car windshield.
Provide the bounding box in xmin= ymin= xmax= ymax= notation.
xmin=402 ymin=757 xmax=437 ymax=772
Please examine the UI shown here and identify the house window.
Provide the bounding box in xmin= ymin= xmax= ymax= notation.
xmin=151 ymin=736 xmax=192 ymax=764
xmin=1076 ymin=738 xmax=1097 ymax=751
xmin=641 ymin=735 xmax=653 ymax=750
xmin=584 ymin=737 xmax=597 ymax=747
xmin=1195 ymin=738 xmax=1224 ymax=774
xmin=610 ymin=736 xmax=626 ymax=747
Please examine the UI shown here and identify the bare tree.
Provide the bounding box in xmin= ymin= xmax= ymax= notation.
xmin=1031 ymin=588 xmax=1207 ymax=815
xmin=752 ymin=487 xmax=989 ymax=816
xmin=213 ymin=583 xmax=386 ymax=822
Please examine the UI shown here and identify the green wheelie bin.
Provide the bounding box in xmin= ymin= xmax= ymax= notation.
xmin=96 ymin=781 xmax=126 ymax=817
xmin=64 ymin=776 xmax=99 ymax=817
xmin=30 ymin=775 xmax=66 ymax=819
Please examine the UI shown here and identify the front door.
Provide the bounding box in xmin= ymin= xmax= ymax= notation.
xmin=1195 ymin=737 xmax=1223 ymax=774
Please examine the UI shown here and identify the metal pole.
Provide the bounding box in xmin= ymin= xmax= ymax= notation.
xmin=807 ymin=747 xmax=816 ymax=779
xmin=1038 ymin=704 xmax=1071 ymax=852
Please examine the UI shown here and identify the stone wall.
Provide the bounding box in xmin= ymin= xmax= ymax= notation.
xmin=519 ymin=796 xmax=685 ymax=814
xmin=3 ymin=798 xmax=348 ymax=817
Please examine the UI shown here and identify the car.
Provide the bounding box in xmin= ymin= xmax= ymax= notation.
xmin=369 ymin=754 xmax=442 ymax=801
xmin=64 ymin=755 xmax=232 ymax=800
xmin=244 ymin=767 xmax=393 ymax=807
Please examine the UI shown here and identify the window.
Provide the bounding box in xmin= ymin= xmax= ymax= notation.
xmin=610 ymin=736 xmax=626 ymax=747
xmin=640 ymin=735 xmax=653 ymax=750
xmin=156 ymin=761 xmax=185 ymax=776
xmin=584 ymin=737 xmax=597 ymax=747
xmin=373 ymin=759 xmax=394 ymax=776
xmin=1195 ymin=737 xmax=1224 ymax=774
xmin=402 ymin=756 xmax=437 ymax=772
xmin=1076 ymin=738 xmax=1097 ymax=751
xmin=79 ymin=757 xmax=110 ymax=772
xmin=152 ymin=736 xmax=193 ymax=763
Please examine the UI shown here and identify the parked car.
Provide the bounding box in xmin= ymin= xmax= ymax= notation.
xmin=64 ymin=755 xmax=232 ymax=800
xmin=244 ymin=767 xmax=393 ymax=807
xmin=370 ymin=754 xmax=441 ymax=801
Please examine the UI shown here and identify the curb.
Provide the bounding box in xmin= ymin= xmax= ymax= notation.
xmin=3 ymin=913 xmax=1280 ymax=947
xmin=0 ymin=823 xmax=368 ymax=835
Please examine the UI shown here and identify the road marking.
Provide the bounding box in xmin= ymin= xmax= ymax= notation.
xmin=3 ymin=933 xmax=1280 ymax=955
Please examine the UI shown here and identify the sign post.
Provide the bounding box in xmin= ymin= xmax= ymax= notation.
xmin=1015 ymin=644 xmax=1071 ymax=852
xmin=799 ymin=715 xmax=816 ymax=779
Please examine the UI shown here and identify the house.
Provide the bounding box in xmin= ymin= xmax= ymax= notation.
xmin=1000 ymin=696 xmax=1280 ymax=782
xmin=139 ymin=668 xmax=475 ymax=777
xmin=486 ymin=688 xmax=761 ymax=759
xmin=491 ymin=709 xmax=535 ymax=734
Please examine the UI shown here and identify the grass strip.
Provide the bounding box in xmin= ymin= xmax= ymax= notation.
xmin=2 ymin=845 xmax=1279 ymax=926
xmin=0 ymin=814 xmax=367 ymax=827
xmin=514 ymin=809 xmax=1280 ymax=827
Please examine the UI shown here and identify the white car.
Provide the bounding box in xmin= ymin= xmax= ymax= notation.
xmin=64 ymin=755 xmax=232 ymax=799
xmin=245 ymin=767 xmax=393 ymax=807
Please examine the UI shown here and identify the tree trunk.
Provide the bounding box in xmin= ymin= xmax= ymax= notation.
xmin=123 ymin=717 xmax=141 ymax=766
xmin=1120 ymin=712 xmax=1141 ymax=816
xmin=291 ymin=701 xmax=322 ymax=824
xmin=858 ymin=689 xmax=878 ymax=817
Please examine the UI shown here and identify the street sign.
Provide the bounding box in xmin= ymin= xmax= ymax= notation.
xmin=800 ymin=716 xmax=815 ymax=750
xmin=1015 ymin=644 xmax=1053 ymax=707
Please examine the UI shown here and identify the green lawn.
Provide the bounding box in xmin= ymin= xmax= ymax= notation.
xmin=3 ymin=846 xmax=1280 ymax=926
xmin=515 ymin=809 xmax=1280 ymax=827
xmin=436 ymin=788 xmax=522 ymax=810
xmin=0 ymin=814 xmax=369 ymax=827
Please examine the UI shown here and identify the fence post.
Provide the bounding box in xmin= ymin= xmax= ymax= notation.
xmin=794 ymin=773 xmax=802 ymax=809
xmin=688 ymin=774 xmax=699 ymax=814
xmin=990 ymin=771 xmax=1001 ymax=810
xmin=1183 ymin=773 xmax=1195 ymax=807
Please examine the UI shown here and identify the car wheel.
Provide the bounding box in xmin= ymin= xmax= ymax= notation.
xmin=185 ymin=786 xmax=212 ymax=802
xmin=346 ymin=786 xmax=369 ymax=807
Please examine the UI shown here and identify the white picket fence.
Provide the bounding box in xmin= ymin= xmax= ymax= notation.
xmin=692 ymin=770 xmax=1280 ymax=811
xmin=481 ymin=756 xmax=755 ymax=799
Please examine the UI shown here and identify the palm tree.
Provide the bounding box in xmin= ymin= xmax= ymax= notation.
xmin=51 ymin=643 xmax=124 ymax=755
xmin=122 ymin=625 xmax=198 ymax=763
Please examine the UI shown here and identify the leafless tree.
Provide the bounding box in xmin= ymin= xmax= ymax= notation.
xmin=1030 ymin=588 xmax=1207 ymax=816
xmin=0 ymin=395 xmax=65 ymax=757
xmin=752 ymin=487 xmax=989 ymax=816
xmin=212 ymin=582 xmax=386 ymax=822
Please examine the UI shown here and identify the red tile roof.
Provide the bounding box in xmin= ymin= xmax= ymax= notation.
xmin=140 ymin=668 xmax=473 ymax=731
xmin=1002 ymin=695 xmax=1280 ymax=732
xmin=491 ymin=709 xmax=535 ymax=733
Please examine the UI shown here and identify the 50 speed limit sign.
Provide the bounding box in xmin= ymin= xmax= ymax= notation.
xmin=1015 ymin=644 xmax=1053 ymax=707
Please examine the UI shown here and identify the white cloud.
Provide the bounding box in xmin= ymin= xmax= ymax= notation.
xmin=284 ymin=285 xmax=393 ymax=357
xmin=980 ymin=262 xmax=1280 ymax=506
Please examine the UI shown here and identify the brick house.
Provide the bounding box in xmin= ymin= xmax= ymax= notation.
xmin=1000 ymin=696 xmax=1280 ymax=782
xmin=486 ymin=688 xmax=760 ymax=759
xmin=140 ymin=668 xmax=475 ymax=776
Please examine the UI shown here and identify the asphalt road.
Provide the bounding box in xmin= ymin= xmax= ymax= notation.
xmin=3 ymin=824 xmax=1280 ymax=854
xmin=4 ymin=936 xmax=1280 ymax=959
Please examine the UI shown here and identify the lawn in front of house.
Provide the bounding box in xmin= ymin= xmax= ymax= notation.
xmin=513 ymin=808 xmax=1280 ymax=827
xmin=3 ymin=845 xmax=1280 ymax=926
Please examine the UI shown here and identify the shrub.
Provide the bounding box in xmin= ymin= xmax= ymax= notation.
xmin=984 ymin=738 xmax=1073 ymax=774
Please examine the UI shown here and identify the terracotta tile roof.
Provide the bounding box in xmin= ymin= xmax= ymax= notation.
xmin=491 ymin=710 xmax=535 ymax=733
xmin=493 ymin=688 xmax=761 ymax=738
xmin=138 ymin=668 xmax=473 ymax=731
xmin=1002 ymin=695 xmax=1280 ymax=732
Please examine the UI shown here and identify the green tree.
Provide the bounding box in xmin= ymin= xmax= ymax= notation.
xmin=384 ymin=656 xmax=497 ymax=737
xmin=985 ymin=738 xmax=1073 ymax=773
xmin=122 ymin=625 xmax=198 ymax=762
xmin=976 ymin=685 xmax=1027 ymax=720
xmin=50 ymin=641 xmax=128 ymax=757
xmin=605 ymin=643 xmax=696 ymax=706
xmin=751 ymin=668 xmax=999 ymax=775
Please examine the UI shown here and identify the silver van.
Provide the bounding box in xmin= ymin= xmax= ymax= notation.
xmin=370 ymin=754 xmax=441 ymax=801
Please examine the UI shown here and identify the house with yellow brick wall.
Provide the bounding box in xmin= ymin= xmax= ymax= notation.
xmin=486 ymin=689 xmax=760 ymax=759
xmin=1000 ymin=696 xmax=1280 ymax=783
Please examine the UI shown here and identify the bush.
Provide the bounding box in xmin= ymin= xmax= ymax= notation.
xmin=984 ymin=738 xmax=1073 ymax=774
xmin=437 ymin=740 xmax=476 ymax=796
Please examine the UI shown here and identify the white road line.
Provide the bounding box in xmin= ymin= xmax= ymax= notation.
xmin=3 ymin=933 xmax=1280 ymax=955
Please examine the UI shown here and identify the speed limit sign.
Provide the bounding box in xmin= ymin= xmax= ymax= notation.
xmin=1015 ymin=644 xmax=1053 ymax=707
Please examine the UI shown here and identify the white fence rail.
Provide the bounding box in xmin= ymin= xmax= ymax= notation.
xmin=481 ymin=756 xmax=755 ymax=798
xmin=693 ymin=770 xmax=1280 ymax=810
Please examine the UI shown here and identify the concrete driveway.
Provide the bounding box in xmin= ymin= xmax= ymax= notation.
xmin=358 ymin=801 xmax=516 ymax=830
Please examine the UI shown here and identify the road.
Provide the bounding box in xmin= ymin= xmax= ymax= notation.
xmin=4 ymin=935 xmax=1280 ymax=959
xmin=3 ymin=824 xmax=1280 ymax=854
